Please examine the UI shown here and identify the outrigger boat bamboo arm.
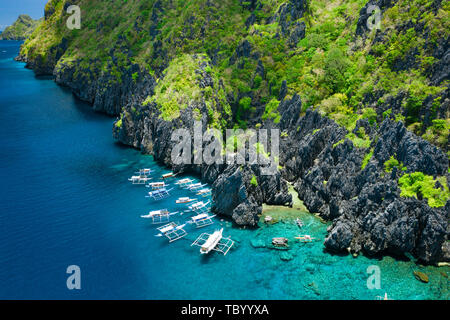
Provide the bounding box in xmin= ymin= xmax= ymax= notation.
xmin=175 ymin=178 xmax=194 ymax=184
xmin=189 ymin=214 xmax=216 ymax=222
xmin=140 ymin=210 xmax=179 ymax=218
xmin=295 ymin=235 xmax=318 ymax=242
xmin=189 ymin=200 xmax=211 ymax=209
xmin=135 ymin=169 xmax=153 ymax=175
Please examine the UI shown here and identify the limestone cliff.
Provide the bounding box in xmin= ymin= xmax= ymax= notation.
xmin=18 ymin=0 xmax=449 ymax=264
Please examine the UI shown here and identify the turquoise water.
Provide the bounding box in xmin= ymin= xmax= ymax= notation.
xmin=0 ymin=41 xmax=448 ymax=299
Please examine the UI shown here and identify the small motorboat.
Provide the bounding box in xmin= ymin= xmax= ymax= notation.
xmin=162 ymin=172 xmax=175 ymax=179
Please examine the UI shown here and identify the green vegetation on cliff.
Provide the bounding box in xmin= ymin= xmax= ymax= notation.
xmin=0 ymin=15 xmax=42 ymax=40
xmin=399 ymin=172 xmax=450 ymax=208
xmin=20 ymin=0 xmax=449 ymax=153
xmin=142 ymin=53 xmax=231 ymax=127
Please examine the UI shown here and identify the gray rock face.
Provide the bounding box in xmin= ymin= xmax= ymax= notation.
xmin=268 ymin=0 xmax=308 ymax=44
xmin=374 ymin=120 xmax=448 ymax=175
xmin=212 ymin=159 xmax=292 ymax=227
xmin=361 ymin=87 xmax=449 ymax=155
xmin=428 ymin=37 xmax=449 ymax=86
xmin=54 ymin=60 xmax=156 ymax=115
xmin=324 ymin=221 xmax=354 ymax=251
xmin=270 ymin=94 xmax=449 ymax=264
xmin=212 ymin=164 xmax=261 ymax=226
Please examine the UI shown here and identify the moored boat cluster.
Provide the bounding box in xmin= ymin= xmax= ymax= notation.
xmin=129 ymin=169 xmax=234 ymax=255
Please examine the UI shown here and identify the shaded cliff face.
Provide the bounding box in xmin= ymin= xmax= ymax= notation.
xmin=19 ymin=0 xmax=449 ymax=263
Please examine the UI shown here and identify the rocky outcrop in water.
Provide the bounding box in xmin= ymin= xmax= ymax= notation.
xmin=212 ymin=162 xmax=292 ymax=227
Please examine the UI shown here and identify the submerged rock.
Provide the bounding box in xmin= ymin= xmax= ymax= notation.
xmin=413 ymin=271 xmax=429 ymax=283
xmin=305 ymin=264 xmax=315 ymax=273
xmin=250 ymin=239 xmax=266 ymax=248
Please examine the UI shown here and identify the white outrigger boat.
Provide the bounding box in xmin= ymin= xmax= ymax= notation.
xmin=175 ymin=178 xmax=195 ymax=188
xmin=128 ymin=175 xmax=152 ymax=185
xmin=196 ymin=188 xmax=212 ymax=197
xmin=187 ymin=201 xmax=211 ymax=214
xmin=146 ymin=181 xmax=169 ymax=190
xmin=140 ymin=209 xmax=179 ymax=224
xmin=155 ymin=222 xmax=187 ymax=242
xmin=136 ymin=168 xmax=153 ymax=176
xmin=162 ymin=172 xmax=175 ymax=179
xmin=176 ymin=197 xmax=197 ymax=204
xmin=187 ymin=183 xmax=207 ymax=191
xmin=188 ymin=213 xmax=216 ymax=228
xmin=146 ymin=188 xmax=174 ymax=201
xmin=191 ymin=228 xmax=234 ymax=255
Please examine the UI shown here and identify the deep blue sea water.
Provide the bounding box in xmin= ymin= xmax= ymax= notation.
xmin=0 ymin=41 xmax=448 ymax=300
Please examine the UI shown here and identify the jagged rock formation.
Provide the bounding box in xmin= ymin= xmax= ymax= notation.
xmin=259 ymin=93 xmax=449 ymax=263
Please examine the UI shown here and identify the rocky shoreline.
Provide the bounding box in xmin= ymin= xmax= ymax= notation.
xmin=17 ymin=46 xmax=449 ymax=264
xmin=15 ymin=42 xmax=450 ymax=264
xmin=13 ymin=0 xmax=449 ymax=265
